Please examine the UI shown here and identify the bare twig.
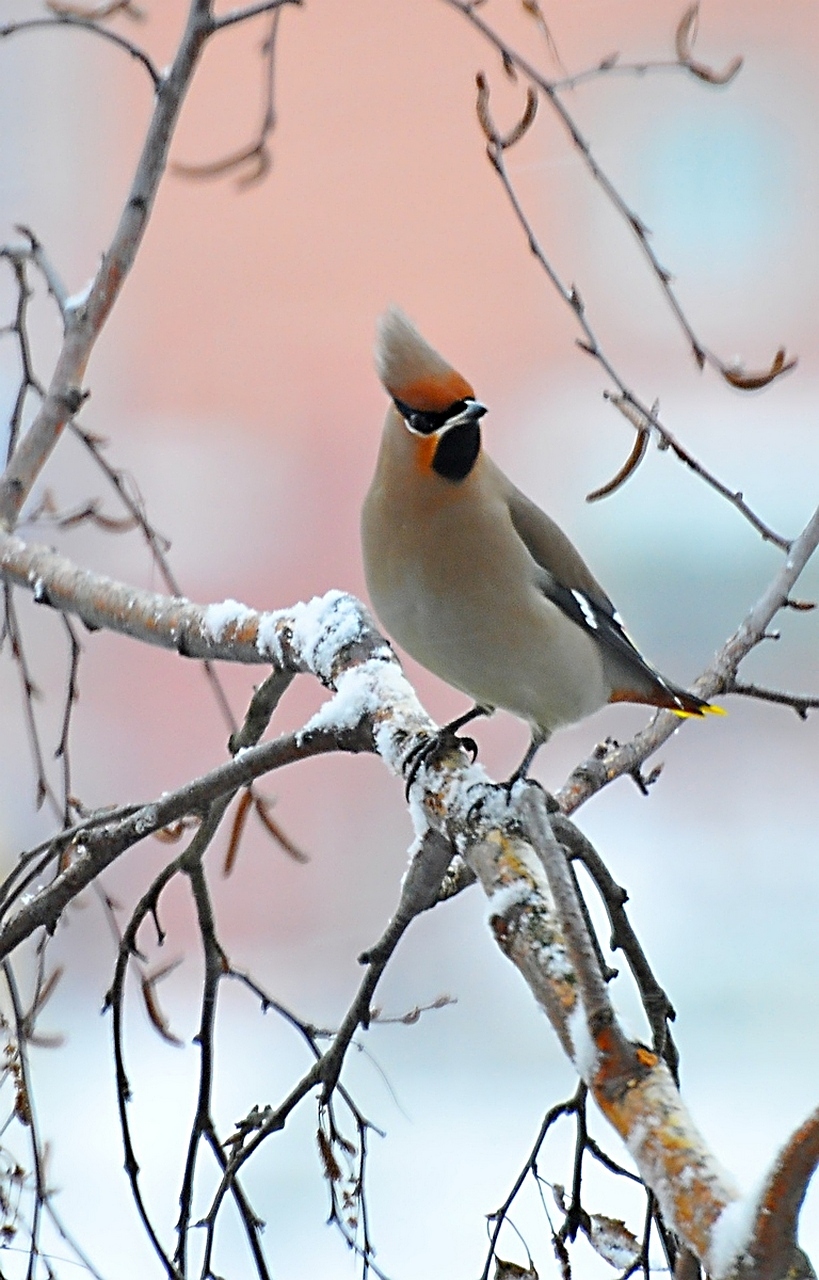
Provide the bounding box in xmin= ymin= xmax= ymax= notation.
xmin=2 ymin=585 xmax=61 ymax=817
xmin=472 ymin=75 xmax=790 ymax=550
xmin=210 ymin=0 xmax=301 ymax=31
xmin=176 ymin=857 xmax=270 ymax=1278
xmin=107 ymin=854 xmax=188 ymax=1280
xmin=554 ymin=814 xmax=679 ymax=1079
xmin=0 ymin=1 xmax=216 ymax=531
xmin=0 ymin=251 xmax=45 ymax=463
xmin=174 ymin=7 xmax=284 ymax=187
xmin=67 ymin=421 xmax=240 ymax=734
xmin=452 ymin=0 xmax=794 ymax=391
xmin=726 ymin=680 xmax=819 ymax=720
xmin=15 ymin=225 xmax=70 ymax=318
xmin=2 ymin=961 xmax=46 ymax=1279
xmin=55 ymin=614 xmax=82 ymax=826
xmin=482 ymin=1088 xmax=583 ymax=1280
xmin=202 ymin=829 xmax=455 ymax=1268
xmin=0 ymin=15 xmax=160 ymax=87
xmin=558 ymin=503 xmax=819 ymax=812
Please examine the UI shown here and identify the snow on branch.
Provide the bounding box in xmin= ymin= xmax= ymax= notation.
xmin=1 ymin=493 xmax=818 ymax=1273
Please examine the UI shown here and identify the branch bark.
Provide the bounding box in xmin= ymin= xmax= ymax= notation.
xmin=0 ymin=0 xmax=214 ymax=531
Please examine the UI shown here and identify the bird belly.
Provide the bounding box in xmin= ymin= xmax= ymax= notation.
xmin=366 ymin=542 xmax=608 ymax=735
xmin=362 ymin=462 xmax=609 ymax=737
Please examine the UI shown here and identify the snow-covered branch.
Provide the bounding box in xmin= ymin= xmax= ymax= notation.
xmin=3 ymin=508 xmax=817 ymax=1272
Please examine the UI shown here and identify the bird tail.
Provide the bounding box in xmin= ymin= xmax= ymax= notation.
xmin=610 ymin=684 xmax=725 ymax=718
xmin=668 ymin=692 xmax=726 ymax=719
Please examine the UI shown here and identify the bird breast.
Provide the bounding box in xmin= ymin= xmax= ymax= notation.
xmin=361 ymin=426 xmax=609 ymax=734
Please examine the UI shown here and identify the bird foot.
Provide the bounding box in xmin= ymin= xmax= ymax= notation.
xmin=403 ymin=729 xmax=479 ymax=799
xmin=465 ymin=774 xmax=558 ymax=825
xmin=501 ymin=771 xmax=559 ymax=812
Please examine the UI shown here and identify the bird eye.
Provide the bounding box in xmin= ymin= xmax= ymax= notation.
xmin=392 ymin=397 xmax=484 ymax=436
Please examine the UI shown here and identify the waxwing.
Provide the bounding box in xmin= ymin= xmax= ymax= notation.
xmin=361 ymin=306 xmax=720 ymax=785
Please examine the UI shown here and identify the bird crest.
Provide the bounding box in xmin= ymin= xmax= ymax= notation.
xmin=376 ymin=307 xmax=475 ymax=412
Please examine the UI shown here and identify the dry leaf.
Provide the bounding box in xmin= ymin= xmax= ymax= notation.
xmin=140 ymin=959 xmax=183 ymax=1046
xmin=494 ymin=1260 xmax=539 ymax=1280
xmin=500 ymin=88 xmax=538 ymax=151
xmin=223 ymin=788 xmax=253 ymax=876
xmin=475 ymin=74 xmax=537 ymax=151
xmin=317 ymin=1129 xmax=342 ymax=1182
xmin=586 ymin=428 xmax=649 ymax=502
xmin=586 ymin=1213 xmax=640 ymax=1269
xmin=721 ymin=348 xmax=797 ymax=390
xmin=675 ymin=4 xmax=699 ymax=62
xmin=254 ymin=794 xmax=308 ymax=863
xmin=675 ymin=3 xmax=743 ymax=85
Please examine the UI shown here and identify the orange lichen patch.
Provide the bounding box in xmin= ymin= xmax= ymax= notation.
xmin=749 ymin=1104 xmax=819 ymax=1267
xmin=230 ymin=615 xmax=261 ymax=646
xmin=398 ymin=370 xmax=475 ymax=412
xmin=488 ymin=829 xmax=540 ymax=887
xmin=593 ymin=1058 xmax=735 ymax=1259
xmin=589 ymin=1024 xmax=647 ymax=1100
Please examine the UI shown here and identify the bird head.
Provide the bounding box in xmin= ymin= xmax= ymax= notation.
xmin=375 ymin=307 xmax=487 ymax=481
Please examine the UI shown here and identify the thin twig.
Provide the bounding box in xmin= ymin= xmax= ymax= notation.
xmin=107 ymin=850 xmax=187 ymax=1280
xmin=0 ymin=0 xmax=216 ymax=531
xmin=0 ymin=251 xmax=45 ymax=462
xmin=174 ymin=6 xmax=284 ymax=187
xmin=450 ymin=0 xmax=794 ymax=398
xmin=481 ymin=1087 xmax=583 ymax=1280
xmin=558 ymin=816 xmax=679 ymax=1081
xmin=55 ymin=613 xmax=82 ymax=826
xmin=202 ymin=831 xmax=455 ymax=1265
xmin=210 ymin=0 xmax=301 ymax=32
xmin=175 ymin=856 xmax=271 ymax=1279
xmin=15 ymin=225 xmax=70 ymax=318
xmin=472 ymin=80 xmax=790 ymax=550
xmin=558 ymin=502 xmax=819 ymax=812
xmin=727 ymin=679 xmax=819 ymax=720
xmin=2 ymin=961 xmax=46 ymax=1280
xmin=67 ymin=422 xmax=238 ymax=734
xmin=2 ymin=585 xmax=62 ymax=818
xmin=0 ymin=16 xmax=160 ymax=87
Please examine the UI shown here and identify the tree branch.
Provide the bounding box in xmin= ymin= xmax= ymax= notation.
xmin=0 ymin=15 xmax=160 ymax=87
xmin=558 ymin=503 xmax=819 ymax=812
xmin=471 ymin=73 xmax=790 ymax=550
xmin=0 ymin=0 xmax=216 ymax=531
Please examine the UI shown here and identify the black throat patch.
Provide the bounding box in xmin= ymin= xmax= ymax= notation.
xmin=432 ymin=421 xmax=481 ymax=482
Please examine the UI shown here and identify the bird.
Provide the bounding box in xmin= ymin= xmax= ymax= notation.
xmin=361 ymin=306 xmax=721 ymax=791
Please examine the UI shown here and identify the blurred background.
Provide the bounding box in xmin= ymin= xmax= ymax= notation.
xmin=0 ymin=0 xmax=817 ymax=1275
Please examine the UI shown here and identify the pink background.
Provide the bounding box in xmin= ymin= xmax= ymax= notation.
xmin=1 ymin=1 xmax=818 ymax=1275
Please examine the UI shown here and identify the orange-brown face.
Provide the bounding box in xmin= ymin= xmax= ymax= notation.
xmin=392 ymin=395 xmax=488 ymax=483
xmin=410 ymin=432 xmax=439 ymax=475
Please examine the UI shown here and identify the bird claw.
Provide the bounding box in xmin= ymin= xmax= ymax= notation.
xmin=403 ymin=730 xmax=479 ymax=799
xmin=464 ymin=774 xmax=556 ymax=824
xmin=501 ymin=772 xmax=559 ymax=812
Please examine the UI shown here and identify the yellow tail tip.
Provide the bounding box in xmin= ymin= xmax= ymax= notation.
xmin=671 ymin=702 xmax=726 ymax=720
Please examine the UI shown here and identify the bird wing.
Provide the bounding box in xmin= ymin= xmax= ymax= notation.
xmin=503 ymin=475 xmax=708 ymax=713
xmin=503 ymin=476 xmax=613 ymax=609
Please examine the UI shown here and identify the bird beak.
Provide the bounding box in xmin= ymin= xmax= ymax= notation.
xmin=448 ymin=399 xmax=488 ymax=429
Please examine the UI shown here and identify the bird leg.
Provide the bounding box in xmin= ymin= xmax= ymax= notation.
xmin=403 ymin=703 xmax=491 ymax=798
xmin=503 ymin=729 xmax=552 ymax=800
